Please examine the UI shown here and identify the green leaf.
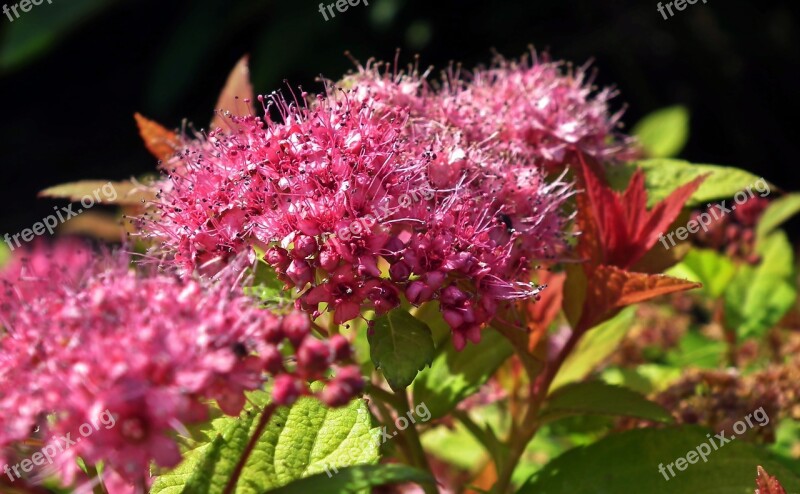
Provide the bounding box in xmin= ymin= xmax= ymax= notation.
xmin=664 ymin=332 xmax=725 ymax=369
xmin=413 ymin=328 xmax=513 ymax=419
xmin=606 ymin=159 xmax=768 ymax=208
xmin=770 ymin=419 xmax=800 ymax=474
xmin=0 ymin=0 xmax=117 ymax=70
xmin=632 ymin=106 xmax=690 ymax=158
xmin=724 ymin=231 xmax=796 ymax=338
xmin=601 ymin=364 xmax=683 ymax=395
xmin=264 ymin=464 xmax=434 ymax=494
xmin=244 ymin=260 xmax=293 ymax=308
xmin=517 ymin=427 xmax=800 ymax=494
xmin=369 ymin=309 xmax=435 ymax=391
xmin=667 ymin=249 xmax=736 ymax=298
xmin=150 ymin=390 xmax=380 ymax=494
xmin=0 ymin=241 xmax=10 ymax=268
xmin=756 ymin=193 xmax=800 ymax=245
xmin=539 ymin=381 xmax=673 ymax=424
xmin=550 ymin=307 xmax=636 ymax=391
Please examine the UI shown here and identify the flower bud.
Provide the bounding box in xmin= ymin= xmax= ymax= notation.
xmin=281 ymin=310 xmax=311 ymax=347
xmin=297 ymin=338 xmax=332 ymax=377
xmin=389 ymin=261 xmax=411 ymax=282
xmin=261 ymin=346 xmax=285 ymax=374
xmin=265 ymin=247 xmax=291 ymax=271
xmin=286 ymin=259 xmax=313 ymax=288
xmin=293 ymin=235 xmax=318 ymax=259
xmin=329 ymin=334 xmax=352 ymax=362
xmin=272 ymin=375 xmax=304 ymax=406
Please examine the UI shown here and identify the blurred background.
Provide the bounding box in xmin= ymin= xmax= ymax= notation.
xmin=0 ymin=0 xmax=798 ymax=237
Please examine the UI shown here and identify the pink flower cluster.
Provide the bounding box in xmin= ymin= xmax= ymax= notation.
xmin=342 ymin=51 xmax=633 ymax=170
xmin=141 ymin=53 xmax=630 ymax=350
xmin=0 ymin=241 xmax=360 ymax=492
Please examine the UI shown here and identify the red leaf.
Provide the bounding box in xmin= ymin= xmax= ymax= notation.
xmin=211 ymin=55 xmax=254 ymax=130
xmin=577 ymin=154 xmax=706 ymax=271
xmin=755 ymin=466 xmax=787 ymax=494
xmin=134 ymin=113 xmax=179 ymax=161
xmin=577 ymin=265 xmax=701 ymax=331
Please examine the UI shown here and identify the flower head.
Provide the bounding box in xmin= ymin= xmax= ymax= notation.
xmin=0 ymin=242 xmax=359 ymax=490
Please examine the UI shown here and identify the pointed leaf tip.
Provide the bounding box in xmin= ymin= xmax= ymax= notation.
xmin=134 ymin=113 xmax=179 ymax=161
xmin=211 ymin=55 xmax=254 ymax=130
xmin=756 ymin=466 xmax=787 ymax=494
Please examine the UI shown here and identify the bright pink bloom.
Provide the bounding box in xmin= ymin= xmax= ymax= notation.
xmin=0 ymin=242 xmax=359 ymax=492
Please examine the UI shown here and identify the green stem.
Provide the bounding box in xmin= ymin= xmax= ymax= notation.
xmin=394 ymin=390 xmax=438 ymax=494
xmin=492 ymin=326 xmax=585 ymax=494
xmin=368 ymin=384 xmax=414 ymax=465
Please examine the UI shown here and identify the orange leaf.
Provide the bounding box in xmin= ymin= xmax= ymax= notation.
xmin=526 ymin=270 xmax=566 ymax=351
xmin=211 ymin=55 xmax=254 ymax=130
xmin=134 ymin=113 xmax=179 ymax=161
xmin=578 ymin=265 xmax=701 ymax=331
xmin=755 ymin=466 xmax=787 ymax=494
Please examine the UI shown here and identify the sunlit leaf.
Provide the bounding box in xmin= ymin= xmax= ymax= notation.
xmin=551 ymin=307 xmax=636 ymax=391
xmin=150 ymin=389 xmax=379 ymax=494
xmin=756 ymin=193 xmax=800 ymax=245
xmin=668 ymin=249 xmax=736 ymax=298
xmin=724 ymin=231 xmax=796 ymax=338
xmin=606 ymin=160 xmax=768 ymax=208
xmin=632 ymin=106 xmax=690 ymax=158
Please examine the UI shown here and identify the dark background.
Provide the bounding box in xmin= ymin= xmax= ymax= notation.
xmin=0 ymin=0 xmax=798 ymax=236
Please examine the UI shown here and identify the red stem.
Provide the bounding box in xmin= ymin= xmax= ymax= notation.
xmin=222 ymin=403 xmax=277 ymax=494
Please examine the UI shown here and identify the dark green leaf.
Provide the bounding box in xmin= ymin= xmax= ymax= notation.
xmin=539 ymin=381 xmax=673 ymax=424
xmin=0 ymin=0 xmax=116 ymax=70
xmin=369 ymin=309 xmax=435 ymax=391
xmin=517 ymin=427 xmax=800 ymax=494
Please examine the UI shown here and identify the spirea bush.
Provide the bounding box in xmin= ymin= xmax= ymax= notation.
xmin=2 ymin=52 xmax=799 ymax=494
